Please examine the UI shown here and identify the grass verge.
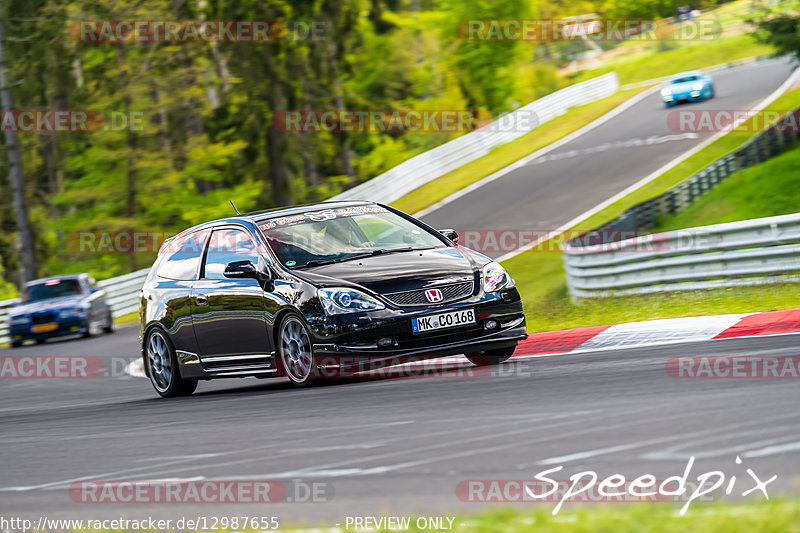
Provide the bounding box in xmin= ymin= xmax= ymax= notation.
xmin=387 ymin=500 xmax=800 ymax=533
xmin=390 ymin=88 xmax=643 ymax=215
xmin=114 ymin=311 xmax=139 ymax=327
xmin=392 ymin=9 xmax=775 ymax=216
xmin=656 ymin=146 xmax=800 ymax=230
xmin=503 ymin=86 xmax=800 ymax=333
xmin=571 ymin=34 xmax=772 ymax=86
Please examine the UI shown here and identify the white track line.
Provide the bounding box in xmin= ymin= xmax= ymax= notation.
xmin=413 ymin=85 xmax=660 ymax=219
xmin=494 ymin=63 xmax=800 ymax=262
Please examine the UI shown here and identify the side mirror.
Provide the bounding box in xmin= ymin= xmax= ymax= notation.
xmin=223 ymin=260 xmax=269 ymax=281
xmin=438 ymin=228 xmax=459 ymax=245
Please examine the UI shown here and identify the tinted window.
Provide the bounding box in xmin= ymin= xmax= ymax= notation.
xmin=156 ymin=229 xmax=210 ymax=280
xmin=23 ymin=278 xmax=83 ymax=302
xmin=203 ymin=228 xmax=261 ymax=279
xmin=259 ymin=206 xmax=445 ymax=269
xmin=673 ymin=75 xmax=698 ymax=84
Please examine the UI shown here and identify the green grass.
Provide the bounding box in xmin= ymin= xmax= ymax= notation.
xmin=568 ymin=0 xmax=782 ymax=87
xmin=503 ymin=86 xmax=800 ymax=333
xmin=390 ymin=89 xmax=642 ymax=215
xmin=656 ymin=146 xmax=800 ymax=231
xmin=114 ymin=311 xmax=139 ymax=327
xmin=391 ymin=0 xmax=778 ymax=216
xmin=575 ymin=86 xmax=800 ymax=233
xmin=571 ymin=33 xmax=772 ymax=86
xmin=382 ymin=500 xmax=800 ymax=533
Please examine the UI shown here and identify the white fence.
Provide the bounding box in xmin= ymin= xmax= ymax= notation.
xmin=330 ymin=73 xmax=619 ymax=205
xmin=0 ymin=268 xmax=150 ymax=344
xmin=562 ymin=213 xmax=800 ymax=298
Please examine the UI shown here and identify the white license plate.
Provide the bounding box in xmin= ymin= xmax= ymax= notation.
xmin=412 ymin=309 xmax=475 ymax=333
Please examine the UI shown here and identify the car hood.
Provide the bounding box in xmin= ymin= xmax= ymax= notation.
xmin=289 ymin=247 xmax=484 ymax=294
xmin=11 ymin=295 xmax=87 ymax=316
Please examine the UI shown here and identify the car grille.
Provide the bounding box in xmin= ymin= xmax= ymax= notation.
xmin=32 ymin=313 xmax=56 ymax=324
xmin=383 ymin=281 xmax=474 ymax=307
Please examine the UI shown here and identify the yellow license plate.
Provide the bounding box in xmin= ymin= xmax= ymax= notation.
xmin=31 ymin=322 xmax=58 ymax=333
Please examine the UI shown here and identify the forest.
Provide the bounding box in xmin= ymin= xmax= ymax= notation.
xmin=0 ymin=0 xmax=726 ymax=294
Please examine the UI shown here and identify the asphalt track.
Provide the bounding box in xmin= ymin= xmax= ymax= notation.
xmin=1 ymin=327 xmax=799 ymax=524
xmin=1 ymin=59 xmax=799 ymax=527
xmin=421 ymin=58 xmax=797 ymax=257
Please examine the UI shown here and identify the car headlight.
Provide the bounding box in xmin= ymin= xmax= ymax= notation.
xmin=10 ymin=315 xmax=30 ymax=325
xmin=318 ymin=288 xmax=386 ymax=315
xmin=57 ymin=308 xmax=87 ymax=319
xmin=660 ymin=88 xmax=672 ymax=96
xmin=692 ymin=82 xmax=703 ymax=91
xmin=482 ymin=262 xmax=514 ymax=293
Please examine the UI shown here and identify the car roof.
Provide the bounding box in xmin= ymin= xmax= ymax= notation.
xmin=244 ymin=200 xmax=375 ymax=220
xmin=25 ymin=273 xmax=86 ymax=286
xmin=671 ymin=70 xmax=703 ymax=79
xmin=167 ymin=200 xmax=379 ymax=241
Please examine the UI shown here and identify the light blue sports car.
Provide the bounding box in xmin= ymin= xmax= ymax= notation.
xmin=660 ymin=70 xmax=714 ymax=107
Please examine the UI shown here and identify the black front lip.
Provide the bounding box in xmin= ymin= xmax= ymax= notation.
xmin=308 ymin=289 xmax=526 ymax=360
xmin=315 ymin=319 xmax=526 ymax=359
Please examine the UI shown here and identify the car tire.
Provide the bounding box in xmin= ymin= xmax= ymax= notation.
xmin=465 ymin=345 xmax=516 ymax=366
xmin=145 ymin=327 xmax=197 ymax=398
xmin=11 ymin=341 xmax=22 ymax=348
xmin=36 ymin=338 xmax=46 ymax=345
xmin=277 ymin=314 xmax=317 ymax=387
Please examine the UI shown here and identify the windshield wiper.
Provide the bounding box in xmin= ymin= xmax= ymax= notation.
xmin=296 ymin=247 xmax=418 ymax=269
xmin=296 ymin=253 xmax=374 ymax=269
xmin=370 ymin=247 xmax=414 ymax=256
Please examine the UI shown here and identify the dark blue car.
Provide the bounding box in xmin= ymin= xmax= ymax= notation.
xmin=8 ymin=274 xmax=113 ymax=347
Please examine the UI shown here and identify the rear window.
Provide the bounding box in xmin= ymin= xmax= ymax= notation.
xmin=156 ymin=229 xmax=210 ymax=280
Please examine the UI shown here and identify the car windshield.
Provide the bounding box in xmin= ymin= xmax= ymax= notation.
xmin=672 ymin=75 xmax=698 ymax=84
xmin=22 ymin=278 xmax=83 ymax=302
xmin=258 ymin=205 xmax=447 ymax=269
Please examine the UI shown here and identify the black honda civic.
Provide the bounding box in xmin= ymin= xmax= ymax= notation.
xmin=139 ymin=201 xmax=526 ymax=397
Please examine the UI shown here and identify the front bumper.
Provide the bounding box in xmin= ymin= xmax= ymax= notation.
xmin=309 ymin=288 xmax=527 ymax=363
xmin=663 ymin=90 xmax=703 ymax=103
xmin=10 ymin=317 xmax=87 ymax=342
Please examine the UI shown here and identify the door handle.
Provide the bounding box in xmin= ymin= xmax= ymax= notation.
xmin=196 ymin=295 xmax=208 ymax=305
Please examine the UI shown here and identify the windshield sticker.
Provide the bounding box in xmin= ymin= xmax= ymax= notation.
xmin=285 ymin=260 xmax=296 ymax=267
xmin=259 ymin=205 xmax=387 ymax=231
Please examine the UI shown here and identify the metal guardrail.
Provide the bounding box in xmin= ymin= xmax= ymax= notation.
xmin=0 ymin=268 xmax=150 ymax=344
xmin=565 ymin=106 xmax=800 ymax=247
xmin=563 ymin=213 xmax=800 ymax=297
xmin=562 ymin=103 xmax=800 ymax=298
xmin=330 ymin=73 xmax=619 ymax=204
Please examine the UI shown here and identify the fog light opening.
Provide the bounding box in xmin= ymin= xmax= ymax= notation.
xmin=378 ymin=337 xmax=394 ymax=348
xmin=484 ymin=320 xmax=499 ymax=330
